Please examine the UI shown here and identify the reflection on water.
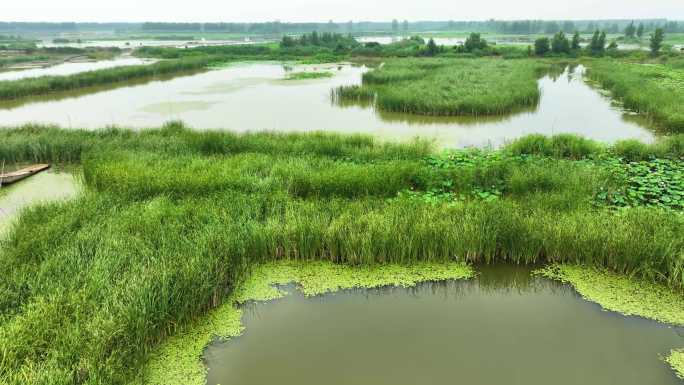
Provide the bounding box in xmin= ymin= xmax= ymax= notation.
xmin=204 ymin=265 xmax=683 ymax=385
xmin=0 ymin=62 xmax=656 ymax=148
xmin=0 ymin=170 xmax=80 ymax=236
xmin=0 ymin=57 xmax=155 ymax=81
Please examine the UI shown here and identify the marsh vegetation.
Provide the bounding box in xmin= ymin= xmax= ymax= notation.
xmin=0 ymin=20 xmax=683 ymax=385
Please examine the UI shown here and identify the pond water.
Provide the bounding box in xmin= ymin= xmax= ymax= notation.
xmin=204 ymin=265 xmax=684 ymax=385
xmin=0 ymin=62 xmax=655 ymax=148
xmin=0 ymin=170 xmax=81 ymax=236
xmin=0 ymin=57 xmax=155 ymax=81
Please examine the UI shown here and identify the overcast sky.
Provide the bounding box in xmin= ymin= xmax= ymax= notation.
xmin=3 ymin=0 xmax=684 ymax=23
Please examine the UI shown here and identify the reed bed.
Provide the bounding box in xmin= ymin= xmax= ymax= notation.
xmin=0 ymin=126 xmax=683 ymax=385
xmin=0 ymin=57 xmax=215 ymax=100
xmin=334 ymin=58 xmax=545 ymax=116
xmin=585 ymin=58 xmax=684 ymax=133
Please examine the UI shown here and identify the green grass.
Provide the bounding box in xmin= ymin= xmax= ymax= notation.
xmin=585 ymin=58 xmax=684 ymax=132
xmin=0 ymin=57 xmax=215 ymax=100
xmin=284 ymin=71 xmax=333 ymax=80
xmin=334 ymin=58 xmax=544 ymax=116
xmin=0 ymin=125 xmax=683 ymax=385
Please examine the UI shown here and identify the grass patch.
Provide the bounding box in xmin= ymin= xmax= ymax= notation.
xmin=138 ymin=260 xmax=473 ymax=385
xmin=585 ymin=58 xmax=684 ymax=132
xmin=0 ymin=57 xmax=215 ymax=100
xmin=333 ymin=58 xmax=544 ymax=116
xmin=284 ymin=71 xmax=333 ymax=80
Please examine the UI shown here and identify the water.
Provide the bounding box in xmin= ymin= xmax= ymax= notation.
xmin=0 ymin=62 xmax=655 ymax=148
xmin=204 ymin=265 xmax=684 ymax=385
xmin=0 ymin=57 xmax=155 ymax=81
xmin=0 ymin=169 xmax=81 ymax=236
xmin=38 ymin=38 xmax=276 ymax=50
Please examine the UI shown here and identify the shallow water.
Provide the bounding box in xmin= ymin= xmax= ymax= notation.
xmin=204 ymin=265 xmax=683 ymax=385
xmin=0 ymin=170 xmax=80 ymax=236
xmin=0 ymin=57 xmax=155 ymax=81
xmin=0 ymin=62 xmax=655 ymax=148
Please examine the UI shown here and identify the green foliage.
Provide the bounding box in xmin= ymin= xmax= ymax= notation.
xmin=571 ymin=31 xmax=581 ymax=50
xmin=588 ymin=30 xmax=607 ymax=55
xmin=463 ymin=33 xmax=488 ymax=52
xmin=650 ymin=28 xmax=665 ymax=56
xmin=335 ymin=58 xmax=543 ymax=116
xmin=585 ymin=59 xmax=684 ymax=132
xmin=596 ymin=158 xmax=684 ymax=210
xmin=284 ymin=71 xmax=333 ymax=80
xmin=506 ymin=134 xmax=601 ymax=159
xmin=0 ymin=128 xmax=683 ymax=385
xmin=534 ymin=37 xmax=550 ymax=56
xmin=551 ymin=32 xmax=570 ymax=54
xmin=0 ymin=57 xmax=214 ymax=100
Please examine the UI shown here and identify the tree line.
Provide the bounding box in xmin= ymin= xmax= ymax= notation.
xmin=533 ymin=29 xmax=667 ymax=56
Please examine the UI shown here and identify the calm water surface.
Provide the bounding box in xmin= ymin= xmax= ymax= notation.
xmin=0 ymin=62 xmax=656 ymax=148
xmin=0 ymin=57 xmax=155 ymax=81
xmin=0 ymin=170 xmax=80 ymax=236
xmin=204 ymin=265 xmax=683 ymax=385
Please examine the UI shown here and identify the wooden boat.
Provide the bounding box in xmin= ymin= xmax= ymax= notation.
xmin=0 ymin=164 xmax=50 ymax=186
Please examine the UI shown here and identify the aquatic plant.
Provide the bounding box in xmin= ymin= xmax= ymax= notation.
xmin=334 ymin=58 xmax=544 ymax=116
xmin=0 ymin=126 xmax=683 ymax=385
xmin=585 ymin=59 xmax=684 ymax=132
xmin=667 ymin=350 xmax=684 ymax=379
xmin=284 ymin=71 xmax=333 ymax=80
xmin=0 ymin=57 xmax=215 ymax=100
xmin=537 ymin=265 xmax=684 ymax=325
xmin=139 ymin=261 xmax=473 ymax=385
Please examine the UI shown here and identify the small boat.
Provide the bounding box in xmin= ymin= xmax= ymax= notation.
xmin=0 ymin=164 xmax=50 ymax=186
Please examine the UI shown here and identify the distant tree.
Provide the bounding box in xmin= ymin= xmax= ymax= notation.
xmin=425 ymin=38 xmax=439 ymax=56
xmin=588 ymin=30 xmax=607 ymax=55
xmin=392 ymin=19 xmax=399 ymax=33
xmin=347 ymin=21 xmax=353 ymax=33
xmin=280 ymin=35 xmax=296 ymax=48
xmin=571 ymin=31 xmax=581 ymax=50
xmin=609 ymin=23 xmax=619 ymax=34
xmin=636 ymin=23 xmax=645 ymax=38
xmin=464 ymin=33 xmax=488 ymax=52
xmin=327 ymin=20 xmax=337 ymax=32
xmin=534 ymin=37 xmax=550 ymax=55
xmin=650 ymin=28 xmax=665 ymax=55
xmin=551 ymin=31 xmax=570 ymax=54
xmin=403 ymin=20 xmax=409 ymax=33
xmin=625 ymin=22 xmax=636 ymax=39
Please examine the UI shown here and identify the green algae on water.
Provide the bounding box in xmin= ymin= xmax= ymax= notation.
xmin=135 ymin=260 xmax=473 ymax=385
xmin=537 ymin=265 xmax=684 ymax=326
xmin=667 ymin=350 xmax=684 ymax=379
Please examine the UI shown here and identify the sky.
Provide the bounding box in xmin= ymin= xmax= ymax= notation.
xmin=3 ymin=0 xmax=684 ymax=23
